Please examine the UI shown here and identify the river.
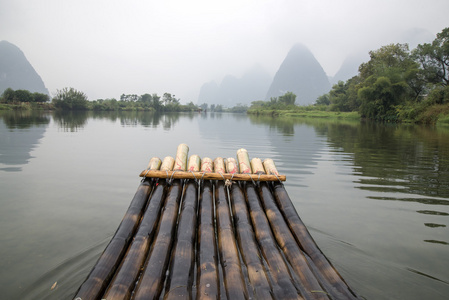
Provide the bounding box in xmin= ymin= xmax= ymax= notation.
xmin=0 ymin=110 xmax=448 ymax=299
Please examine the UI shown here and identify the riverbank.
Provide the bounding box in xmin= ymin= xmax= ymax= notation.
xmin=247 ymin=104 xmax=449 ymax=125
xmin=247 ymin=108 xmax=360 ymax=120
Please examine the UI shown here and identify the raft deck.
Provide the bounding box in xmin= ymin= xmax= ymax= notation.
xmin=74 ymin=144 xmax=359 ymax=300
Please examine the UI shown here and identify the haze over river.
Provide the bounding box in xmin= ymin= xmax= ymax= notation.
xmin=1 ymin=110 xmax=448 ymax=299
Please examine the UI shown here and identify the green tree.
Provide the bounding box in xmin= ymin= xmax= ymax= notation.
xmin=329 ymin=81 xmax=349 ymax=111
xmin=358 ymin=44 xmax=421 ymax=120
xmin=1 ymin=88 xmax=16 ymax=103
xmin=32 ymin=92 xmax=50 ymax=103
xmin=278 ymin=91 xmax=296 ymax=105
xmin=139 ymin=93 xmax=152 ymax=104
xmin=162 ymin=93 xmax=180 ymax=111
xmin=412 ymin=27 xmax=449 ymax=86
xmin=325 ymin=77 xmax=361 ymax=112
xmin=52 ymin=87 xmax=89 ymax=110
xmin=359 ymin=76 xmax=407 ymax=120
xmin=315 ymin=94 xmax=330 ymax=106
xmin=120 ymin=94 xmax=138 ymax=102
xmin=13 ymin=89 xmax=33 ymax=102
xmin=1 ymin=88 xmax=49 ymax=103
xmin=151 ymin=93 xmax=162 ymax=110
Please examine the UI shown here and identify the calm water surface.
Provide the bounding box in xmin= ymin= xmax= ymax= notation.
xmin=0 ymin=110 xmax=448 ymax=299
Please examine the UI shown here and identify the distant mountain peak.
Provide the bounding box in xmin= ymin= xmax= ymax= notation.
xmin=0 ymin=40 xmax=49 ymax=95
xmin=198 ymin=65 xmax=272 ymax=106
xmin=265 ymin=43 xmax=330 ymax=105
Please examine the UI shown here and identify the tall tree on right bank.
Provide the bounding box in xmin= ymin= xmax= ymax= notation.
xmin=357 ymin=43 xmax=421 ymax=120
xmin=412 ymin=27 xmax=449 ymax=104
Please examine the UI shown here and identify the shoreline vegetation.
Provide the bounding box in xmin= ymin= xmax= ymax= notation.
xmin=1 ymin=27 xmax=448 ymax=125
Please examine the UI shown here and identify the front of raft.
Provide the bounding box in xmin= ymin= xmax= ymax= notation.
xmin=73 ymin=144 xmax=360 ymax=300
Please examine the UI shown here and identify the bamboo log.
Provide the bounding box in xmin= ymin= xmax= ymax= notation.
xmin=253 ymin=159 xmax=329 ymax=300
xmin=132 ymin=179 xmax=183 ymax=300
xmin=174 ymin=143 xmax=189 ymax=171
xmin=200 ymin=157 xmax=213 ymax=173
xmin=161 ymin=156 xmax=175 ymax=171
xmin=242 ymin=172 xmax=301 ymax=300
xmin=227 ymin=180 xmax=273 ymax=298
xmin=163 ymin=158 xmax=200 ymax=299
xmin=236 ymin=148 xmax=251 ymax=174
xmin=146 ymin=157 xmax=162 ymax=170
xmin=257 ymin=181 xmax=329 ymax=300
xmin=196 ymin=158 xmax=219 ymax=300
xmin=214 ymin=158 xmax=248 ymax=300
xmin=74 ymin=180 xmax=153 ymax=300
xmin=225 ymin=157 xmax=239 ymax=174
xmin=266 ymin=162 xmax=359 ymax=300
xmin=102 ymin=179 xmax=168 ymax=300
xmin=188 ymin=154 xmax=201 ymax=171
xmin=227 ymin=153 xmax=273 ymax=299
xmin=73 ymin=157 xmax=160 ymax=300
xmin=250 ymin=158 xmax=265 ymax=174
xmin=213 ymin=157 xmax=225 ymax=174
xmin=139 ymin=170 xmax=286 ymax=182
xmin=266 ymin=160 xmax=359 ymax=299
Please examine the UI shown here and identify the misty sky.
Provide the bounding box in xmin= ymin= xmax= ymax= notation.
xmin=1 ymin=0 xmax=448 ymax=102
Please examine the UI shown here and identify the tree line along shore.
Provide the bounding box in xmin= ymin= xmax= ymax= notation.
xmin=1 ymin=27 xmax=448 ymax=124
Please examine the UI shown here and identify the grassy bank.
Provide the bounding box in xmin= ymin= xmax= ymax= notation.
xmin=248 ymin=103 xmax=449 ymax=124
xmin=247 ymin=107 xmax=361 ymax=120
xmin=0 ymin=102 xmax=54 ymax=111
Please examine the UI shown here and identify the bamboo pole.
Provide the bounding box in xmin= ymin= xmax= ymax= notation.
xmin=240 ymin=161 xmax=301 ymax=300
xmin=174 ymin=143 xmax=189 ymax=171
xmin=131 ymin=179 xmax=183 ymax=300
xmin=102 ymin=180 xmax=169 ymax=299
xmin=214 ymin=158 xmax=248 ymax=300
xmin=146 ymin=157 xmax=162 ymax=170
xmin=225 ymin=157 xmax=239 ymax=174
xmin=196 ymin=158 xmax=219 ymax=300
xmin=188 ymin=154 xmax=201 ymax=171
xmin=163 ymin=157 xmax=200 ymax=299
xmin=254 ymin=159 xmax=329 ymax=300
xmin=139 ymin=170 xmax=286 ymax=182
xmin=236 ymin=148 xmax=251 ymax=174
xmin=213 ymin=157 xmax=225 ymax=174
xmin=212 ymin=157 xmax=228 ymax=300
xmin=200 ymin=157 xmax=213 ymax=173
xmin=161 ymin=156 xmax=175 ymax=171
xmin=227 ymin=151 xmax=273 ymax=300
xmin=73 ymin=157 xmax=159 ymax=300
xmin=132 ymin=147 xmax=188 ymax=300
xmin=265 ymin=160 xmax=360 ymax=300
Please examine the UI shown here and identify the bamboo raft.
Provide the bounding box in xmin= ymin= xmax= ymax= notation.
xmin=73 ymin=144 xmax=360 ymax=300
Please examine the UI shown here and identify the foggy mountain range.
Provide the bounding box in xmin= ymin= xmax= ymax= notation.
xmin=197 ymin=65 xmax=272 ymax=107
xmin=0 ymin=27 xmax=434 ymax=105
xmin=198 ymin=28 xmax=435 ymax=107
xmin=0 ymin=41 xmax=49 ymax=96
xmin=198 ymin=43 xmax=349 ymax=106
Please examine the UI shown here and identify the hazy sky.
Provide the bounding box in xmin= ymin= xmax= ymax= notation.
xmin=1 ymin=0 xmax=448 ymax=102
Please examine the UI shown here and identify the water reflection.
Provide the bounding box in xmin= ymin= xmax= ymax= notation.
xmin=1 ymin=110 xmax=50 ymax=129
xmin=250 ymin=116 xmax=449 ymax=198
xmin=246 ymin=115 xmax=449 ymax=247
xmin=53 ymin=111 xmax=89 ymax=132
xmin=0 ymin=110 xmax=49 ymax=171
xmin=248 ymin=114 xmax=295 ymax=136
xmin=53 ymin=110 xmax=184 ymax=131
